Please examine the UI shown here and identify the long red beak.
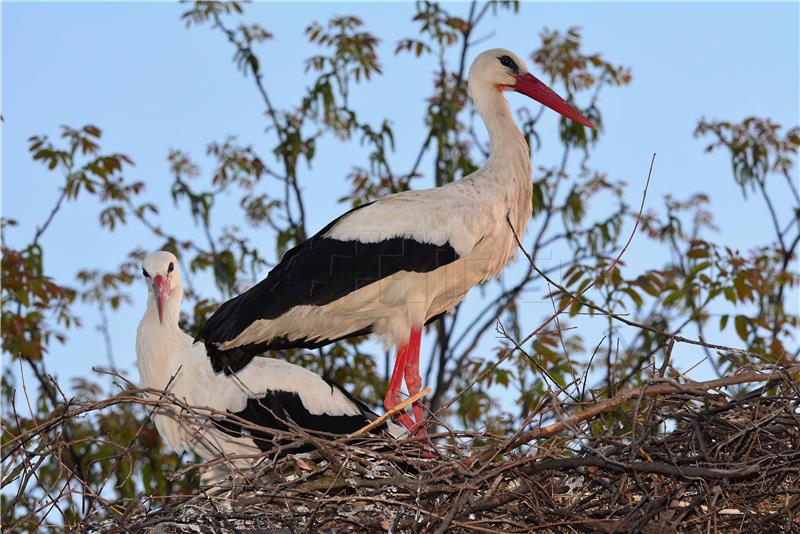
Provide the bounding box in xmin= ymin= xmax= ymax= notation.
xmin=153 ymin=275 xmax=170 ymax=324
xmin=513 ymin=72 xmax=596 ymax=129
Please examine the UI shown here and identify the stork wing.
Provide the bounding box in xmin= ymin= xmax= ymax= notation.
xmin=197 ymin=193 xmax=486 ymax=374
xmin=203 ymin=357 xmax=403 ymax=452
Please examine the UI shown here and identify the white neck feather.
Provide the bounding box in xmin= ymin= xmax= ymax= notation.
xmin=135 ymin=288 xmax=194 ymax=391
xmin=470 ymin=81 xmax=533 ymax=236
xmin=471 ymin=82 xmax=529 ymax=164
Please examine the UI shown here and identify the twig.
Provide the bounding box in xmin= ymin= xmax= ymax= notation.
xmin=473 ymin=365 xmax=800 ymax=463
xmin=350 ymin=387 xmax=432 ymax=437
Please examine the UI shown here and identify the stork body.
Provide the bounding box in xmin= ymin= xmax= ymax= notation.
xmin=196 ymin=49 xmax=594 ymax=434
xmin=136 ymin=251 xmax=403 ymax=476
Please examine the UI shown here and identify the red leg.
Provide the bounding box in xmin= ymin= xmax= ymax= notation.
xmin=384 ymin=342 xmax=416 ymax=432
xmin=403 ymin=327 xmax=427 ymax=437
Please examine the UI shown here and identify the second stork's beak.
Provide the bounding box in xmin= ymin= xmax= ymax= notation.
xmin=513 ymin=72 xmax=596 ymax=129
xmin=153 ymin=275 xmax=170 ymax=324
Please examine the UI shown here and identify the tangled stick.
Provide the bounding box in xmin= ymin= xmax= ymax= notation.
xmin=4 ymin=365 xmax=798 ymax=532
xmin=469 ymin=365 xmax=800 ymax=466
xmin=350 ymin=386 xmax=432 ymax=437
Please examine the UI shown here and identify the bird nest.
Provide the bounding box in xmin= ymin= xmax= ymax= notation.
xmin=84 ymin=366 xmax=799 ymax=533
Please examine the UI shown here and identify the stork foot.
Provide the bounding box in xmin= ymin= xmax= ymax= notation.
xmin=383 ymin=390 xmax=417 ymax=433
xmin=410 ymin=420 xmax=428 ymax=439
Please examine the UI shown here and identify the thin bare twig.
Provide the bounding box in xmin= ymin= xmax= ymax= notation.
xmin=350 ymin=387 xmax=432 ymax=437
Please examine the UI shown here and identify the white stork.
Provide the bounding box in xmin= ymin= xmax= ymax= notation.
xmin=136 ymin=251 xmax=404 ymax=476
xmin=196 ymin=48 xmax=595 ymax=435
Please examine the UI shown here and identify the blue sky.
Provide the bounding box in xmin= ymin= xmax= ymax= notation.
xmin=3 ymin=2 xmax=799 ymax=401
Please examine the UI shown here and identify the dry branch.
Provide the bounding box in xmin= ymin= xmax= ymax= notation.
xmin=3 ymin=365 xmax=798 ymax=533
xmin=475 ymin=365 xmax=800 ymax=463
xmin=351 ymin=386 xmax=432 ymax=436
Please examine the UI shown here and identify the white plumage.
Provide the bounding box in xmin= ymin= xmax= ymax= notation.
xmin=196 ymin=48 xmax=595 ymax=435
xmin=136 ymin=251 xmax=403 ymax=476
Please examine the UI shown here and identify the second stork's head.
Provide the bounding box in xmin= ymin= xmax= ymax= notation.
xmin=142 ymin=251 xmax=183 ymax=325
xmin=468 ymin=48 xmax=595 ymax=129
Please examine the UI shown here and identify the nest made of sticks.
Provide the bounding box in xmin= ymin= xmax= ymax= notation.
xmin=81 ymin=366 xmax=799 ymax=534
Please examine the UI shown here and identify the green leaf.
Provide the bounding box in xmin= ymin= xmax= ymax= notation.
xmin=663 ymin=289 xmax=684 ymax=306
xmin=734 ymin=314 xmax=748 ymax=341
xmin=621 ymin=287 xmax=643 ymax=308
xmin=689 ymin=261 xmax=712 ymax=277
xmin=637 ymin=276 xmax=659 ymax=297
xmin=723 ymin=286 xmax=737 ymax=303
xmin=687 ymin=248 xmax=709 ymax=259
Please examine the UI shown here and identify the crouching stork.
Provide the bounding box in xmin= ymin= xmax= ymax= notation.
xmin=195 ymin=48 xmax=595 ymax=436
xmin=136 ymin=251 xmax=404 ymax=478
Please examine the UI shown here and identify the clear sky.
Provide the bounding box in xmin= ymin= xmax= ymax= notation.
xmin=3 ymin=2 xmax=799 ymax=400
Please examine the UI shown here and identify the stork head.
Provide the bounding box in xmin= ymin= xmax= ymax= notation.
xmin=468 ymin=48 xmax=595 ymax=129
xmin=141 ymin=251 xmax=183 ymax=325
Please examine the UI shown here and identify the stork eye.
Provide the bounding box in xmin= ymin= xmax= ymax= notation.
xmin=142 ymin=268 xmax=150 ymax=278
xmin=168 ymin=262 xmax=174 ymax=273
xmin=498 ymin=55 xmax=519 ymax=73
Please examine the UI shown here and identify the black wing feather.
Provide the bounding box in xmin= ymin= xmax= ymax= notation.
xmin=212 ymin=383 xmax=385 ymax=453
xmin=197 ymin=202 xmax=458 ymax=373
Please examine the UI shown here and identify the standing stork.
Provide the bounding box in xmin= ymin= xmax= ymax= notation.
xmin=136 ymin=251 xmax=404 ymax=479
xmin=196 ymin=48 xmax=595 ymax=435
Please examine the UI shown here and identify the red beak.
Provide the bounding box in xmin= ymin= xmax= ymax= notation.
xmin=153 ymin=275 xmax=170 ymax=324
xmin=513 ymin=72 xmax=596 ymax=129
